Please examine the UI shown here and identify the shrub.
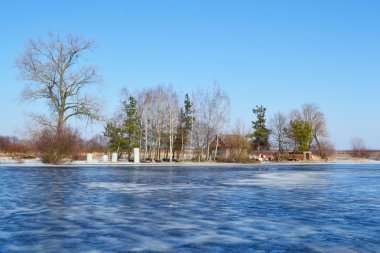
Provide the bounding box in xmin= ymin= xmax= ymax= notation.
xmin=351 ymin=137 xmax=370 ymax=159
xmin=34 ymin=127 xmax=83 ymax=164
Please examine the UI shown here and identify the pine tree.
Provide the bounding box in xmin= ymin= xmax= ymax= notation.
xmin=104 ymin=121 xmax=127 ymax=159
xmin=124 ymin=96 xmax=141 ymax=156
xmin=251 ymin=105 xmax=271 ymax=153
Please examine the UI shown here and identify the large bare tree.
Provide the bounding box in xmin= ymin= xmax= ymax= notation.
xmin=16 ymin=33 xmax=102 ymax=131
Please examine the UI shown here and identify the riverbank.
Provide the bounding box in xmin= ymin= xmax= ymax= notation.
xmin=1 ymin=156 xmax=379 ymax=167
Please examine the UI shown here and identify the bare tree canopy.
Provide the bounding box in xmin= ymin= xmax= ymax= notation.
xmin=269 ymin=111 xmax=289 ymax=156
xmin=351 ymin=137 xmax=369 ymax=158
xmin=191 ymin=82 xmax=230 ymax=161
xmin=16 ymin=32 xmax=102 ymax=130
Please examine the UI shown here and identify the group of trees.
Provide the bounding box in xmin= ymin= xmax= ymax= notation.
xmin=251 ymin=103 xmax=335 ymax=160
xmin=104 ymin=83 xmax=230 ymax=162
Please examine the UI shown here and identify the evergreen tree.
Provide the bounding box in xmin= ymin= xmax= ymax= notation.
xmin=288 ymin=119 xmax=312 ymax=152
xmin=174 ymin=94 xmax=193 ymax=159
xmin=104 ymin=121 xmax=127 ymax=159
xmin=251 ymin=105 xmax=271 ymax=153
xmin=104 ymin=95 xmax=141 ymax=160
xmin=124 ymin=96 xmax=141 ymax=155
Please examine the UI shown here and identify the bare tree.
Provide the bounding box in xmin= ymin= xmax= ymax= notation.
xmin=16 ymin=32 xmax=102 ymax=131
xmin=317 ymin=139 xmax=336 ymax=159
xmin=351 ymin=137 xmax=369 ymax=158
xmin=269 ymin=111 xmax=289 ymax=160
xmin=192 ymin=82 xmax=230 ymax=161
xmin=192 ymin=119 xmax=208 ymax=162
xmin=163 ymin=85 xmax=180 ymax=161
xmin=212 ymin=83 xmax=230 ymax=160
xmin=191 ymin=90 xmax=209 ymax=161
xmin=137 ymin=88 xmax=154 ymax=160
xmin=200 ymin=87 xmax=214 ymax=160
xmin=151 ymin=86 xmax=166 ymax=160
xmin=231 ymin=119 xmax=250 ymax=159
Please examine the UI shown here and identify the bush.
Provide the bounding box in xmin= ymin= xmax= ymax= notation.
xmin=34 ymin=127 xmax=83 ymax=164
xmin=351 ymin=137 xmax=370 ymax=159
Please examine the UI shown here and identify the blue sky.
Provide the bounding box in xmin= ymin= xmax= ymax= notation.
xmin=1 ymin=0 xmax=379 ymax=149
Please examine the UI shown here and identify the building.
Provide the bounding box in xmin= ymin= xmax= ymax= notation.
xmin=287 ymin=151 xmax=312 ymax=161
xmin=210 ymin=135 xmax=250 ymax=160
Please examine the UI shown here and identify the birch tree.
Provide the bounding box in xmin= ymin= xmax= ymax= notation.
xmin=191 ymin=90 xmax=208 ymax=161
xmin=138 ymin=88 xmax=154 ymax=159
xmin=193 ymin=82 xmax=230 ymax=160
xmin=163 ymin=86 xmax=180 ymax=161
xmin=151 ymin=86 xmax=165 ymax=159
xmin=211 ymin=84 xmax=230 ymax=160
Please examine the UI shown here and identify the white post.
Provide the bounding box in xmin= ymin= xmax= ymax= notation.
xmin=102 ymin=155 xmax=108 ymax=163
xmin=111 ymin=153 xmax=118 ymax=163
xmin=86 ymin=153 xmax=93 ymax=163
xmin=133 ymin=148 xmax=140 ymax=163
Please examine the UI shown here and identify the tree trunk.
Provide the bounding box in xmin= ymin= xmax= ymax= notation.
xmin=144 ymin=120 xmax=148 ymax=159
xmin=169 ymin=125 xmax=173 ymax=162
xmin=157 ymin=133 xmax=161 ymax=160
xmin=314 ymin=135 xmax=323 ymax=158
xmin=206 ymin=139 xmax=210 ymax=161
xmin=181 ymin=133 xmax=184 ymax=161
xmin=214 ymin=133 xmax=220 ymax=161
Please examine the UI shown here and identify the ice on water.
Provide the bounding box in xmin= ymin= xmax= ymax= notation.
xmin=1 ymin=165 xmax=380 ymax=252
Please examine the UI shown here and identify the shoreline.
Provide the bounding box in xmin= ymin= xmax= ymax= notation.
xmin=1 ymin=158 xmax=379 ymax=168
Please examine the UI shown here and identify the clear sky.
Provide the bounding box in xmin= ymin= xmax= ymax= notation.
xmin=1 ymin=0 xmax=379 ymax=149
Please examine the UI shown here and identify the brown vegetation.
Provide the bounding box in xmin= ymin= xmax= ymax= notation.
xmin=33 ymin=128 xmax=83 ymax=164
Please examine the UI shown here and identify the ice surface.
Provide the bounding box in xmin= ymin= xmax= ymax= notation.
xmin=0 ymin=164 xmax=380 ymax=252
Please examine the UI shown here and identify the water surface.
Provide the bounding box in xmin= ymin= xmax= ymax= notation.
xmin=1 ymin=164 xmax=380 ymax=252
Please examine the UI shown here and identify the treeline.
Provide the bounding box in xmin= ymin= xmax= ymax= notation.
xmin=5 ymin=32 xmax=371 ymax=164
xmin=105 ymin=86 xmax=336 ymax=163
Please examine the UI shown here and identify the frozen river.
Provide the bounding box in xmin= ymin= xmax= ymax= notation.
xmin=1 ymin=164 xmax=380 ymax=252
